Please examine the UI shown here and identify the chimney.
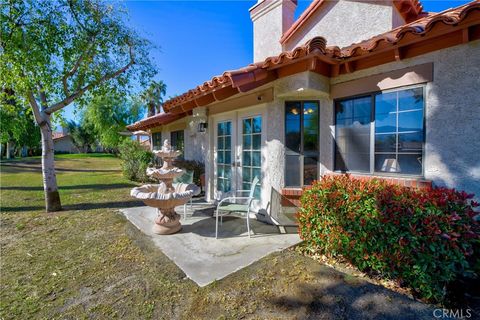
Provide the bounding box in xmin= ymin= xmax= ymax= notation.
xmin=250 ymin=0 xmax=297 ymax=62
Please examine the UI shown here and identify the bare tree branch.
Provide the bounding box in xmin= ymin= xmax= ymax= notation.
xmin=45 ymin=45 xmax=135 ymax=115
xmin=62 ymin=39 xmax=96 ymax=97
xmin=27 ymin=91 xmax=47 ymax=126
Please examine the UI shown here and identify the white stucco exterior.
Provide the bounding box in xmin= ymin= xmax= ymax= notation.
xmin=250 ymin=0 xmax=297 ymax=62
xmin=284 ymin=0 xmax=405 ymax=50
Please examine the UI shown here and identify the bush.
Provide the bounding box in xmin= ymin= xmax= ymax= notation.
xmin=297 ymin=175 xmax=480 ymax=303
xmin=173 ymin=159 xmax=205 ymax=186
xmin=118 ymin=140 xmax=153 ymax=182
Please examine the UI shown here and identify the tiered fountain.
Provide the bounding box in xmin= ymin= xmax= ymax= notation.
xmin=130 ymin=139 xmax=198 ymax=235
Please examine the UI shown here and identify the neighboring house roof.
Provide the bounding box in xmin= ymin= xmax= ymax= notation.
xmin=52 ymin=132 xmax=69 ymax=140
xmin=128 ymin=1 xmax=479 ymax=130
xmin=127 ymin=111 xmax=189 ymax=131
xmin=280 ymin=0 xmax=428 ymax=45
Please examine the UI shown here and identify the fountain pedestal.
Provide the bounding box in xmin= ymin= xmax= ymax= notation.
xmin=153 ymin=208 xmax=181 ymax=234
xmin=130 ymin=140 xmax=197 ymax=235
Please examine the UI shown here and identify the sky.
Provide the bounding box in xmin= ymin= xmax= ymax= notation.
xmin=62 ymin=0 xmax=471 ymax=122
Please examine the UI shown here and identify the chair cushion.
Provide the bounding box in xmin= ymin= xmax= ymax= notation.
xmin=218 ymin=203 xmax=249 ymax=213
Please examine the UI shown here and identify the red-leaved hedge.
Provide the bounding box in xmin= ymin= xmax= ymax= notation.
xmin=297 ymin=175 xmax=480 ymax=303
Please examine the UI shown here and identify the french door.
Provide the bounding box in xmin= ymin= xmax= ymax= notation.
xmin=215 ymin=113 xmax=263 ymax=199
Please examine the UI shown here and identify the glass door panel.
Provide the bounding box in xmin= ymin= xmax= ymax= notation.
xmin=241 ymin=116 xmax=262 ymax=199
xmin=216 ymin=121 xmax=232 ymax=193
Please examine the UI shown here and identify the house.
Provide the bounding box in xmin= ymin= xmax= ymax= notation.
xmin=52 ymin=132 xmax=80 ymax=154
xmin=127 ymin=0 xmax=480 ymax=221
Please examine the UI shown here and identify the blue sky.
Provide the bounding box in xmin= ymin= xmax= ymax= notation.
xmin=63 ymin=0 xmax=470 ymax=122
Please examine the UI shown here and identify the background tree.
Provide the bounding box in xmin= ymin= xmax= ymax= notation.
xmin=83 ymin=89 xmax=144 ymax=150
xmin=0 ymin=89 xmax=41 ymax=158
xmin=141 ymin=80 xmax=166 ymax=117
xmin=66 ymin=120 xmax=96 ymax=153
xmin=0 ymin=0 xmax=156 ymax=211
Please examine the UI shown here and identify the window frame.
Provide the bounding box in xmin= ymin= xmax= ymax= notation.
xmin=240 ymin=115 xmax=263 ymax=199
xmin=170 ymin=130 xmax=185 ymax=155
xmin=334 ymin=84 xmax=426 ymax=178
xmin=284 ymin=100 xmax=320 ymax=187
xmin=151 ymin=132 xmax=162 ymax=151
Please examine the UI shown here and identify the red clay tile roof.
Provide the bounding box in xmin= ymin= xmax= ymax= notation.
xmin=337 ymin=1 xmax=479 ymax=58
xmin=280 ymin=0 xmax=427 ymax=45
xmin=52 ymin=132 xmax=68 ymax=140
xmin=126 ymin=112 xmax=187 ymax=131
xmin=161 ymin=36 xmax=329 ymax=114
xmin=130 ymin=1 xmax=479 ymax=130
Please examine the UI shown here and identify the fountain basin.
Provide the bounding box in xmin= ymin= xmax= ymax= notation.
xmin=131 ymin=184 xmax=194 ymax=208
xmin=146 ymin=167 xmax=184 ymax=181
xmin=153 ymin=149 xmax=182 ymax=159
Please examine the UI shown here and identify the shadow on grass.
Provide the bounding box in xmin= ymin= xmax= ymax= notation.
xmin=0 ymin=163 xmax=120 ymax=173
xmin=1 ymin=200 xmax=145 ymax=213
xmin=1 ymin=183 xmax=136 ymax=191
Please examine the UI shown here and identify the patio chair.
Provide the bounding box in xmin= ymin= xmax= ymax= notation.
xmin=215 ymin=176 xmax=260 ymax=239
xmin=173 ymin=170 xmax=195 ymax=220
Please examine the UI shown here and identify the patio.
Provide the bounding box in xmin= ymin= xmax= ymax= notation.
xmin=120 ymin=200 xmax=301 ymax=286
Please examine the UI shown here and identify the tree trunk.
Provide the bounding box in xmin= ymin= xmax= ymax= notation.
xmin=39 ymin=115 xmax=62 ymax=212
xmin=6 ymin=141 xmax=11 ymax=159
xmin=148 ymin=103 xmax=155 ymax=117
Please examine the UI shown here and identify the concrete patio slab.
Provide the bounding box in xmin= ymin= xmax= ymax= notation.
xmin=120 ymin=204 xmax=301 ymax=287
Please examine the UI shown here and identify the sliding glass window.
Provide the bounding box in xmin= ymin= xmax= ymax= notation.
xmin=334 ymin=86 xmax=425 ymax=176
xmin=335 ymin=96 xmax=372 ymax=172
xmin=285 ymin=101 xmax=319 ymax=187
xmin=374 ymin=87 xmax=424 ymax=175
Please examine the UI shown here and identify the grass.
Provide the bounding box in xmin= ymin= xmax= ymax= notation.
xmin=0 ymin=154 xmax=434 ymax=319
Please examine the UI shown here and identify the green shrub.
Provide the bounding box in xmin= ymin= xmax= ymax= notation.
xmin=297 ymin=175 xmax=480 ymax=303
xmin=118 ymin=140 xmax=153 ymax=182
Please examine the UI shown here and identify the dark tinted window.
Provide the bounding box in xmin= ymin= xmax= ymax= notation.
xmin=171 ymin=130 xmax=184 ymax=156
xmin=285 ymin=101 xmax=319 ymax=186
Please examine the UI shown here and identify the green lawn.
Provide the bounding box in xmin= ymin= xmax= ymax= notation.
xmin=0 ymin=154 xmax=433 ymax=319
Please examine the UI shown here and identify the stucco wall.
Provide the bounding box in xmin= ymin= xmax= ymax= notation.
xmin=183 ymin=116 xmax=208 ymax=163
xmin=331 ymin=40 xmax=480 ymax=197
xmin=284 ymin=0 xmax=402 ymax=51
xmin=53 ymin=136 xmax=78 ymax=153
xmin=251 ymin=0 xmax=296 ymax=62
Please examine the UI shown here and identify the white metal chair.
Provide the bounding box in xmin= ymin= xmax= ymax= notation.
xmin=215 ymin=176 xmax=259 ymax=239
xmin=173 ymin=170 xmax=197 ymax=220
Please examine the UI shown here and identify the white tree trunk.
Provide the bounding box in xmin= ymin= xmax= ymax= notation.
xmin=39 ymin=114 xmax=62 ymax=212
xmin=6 ymin=141 xmax=11 ymax=159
